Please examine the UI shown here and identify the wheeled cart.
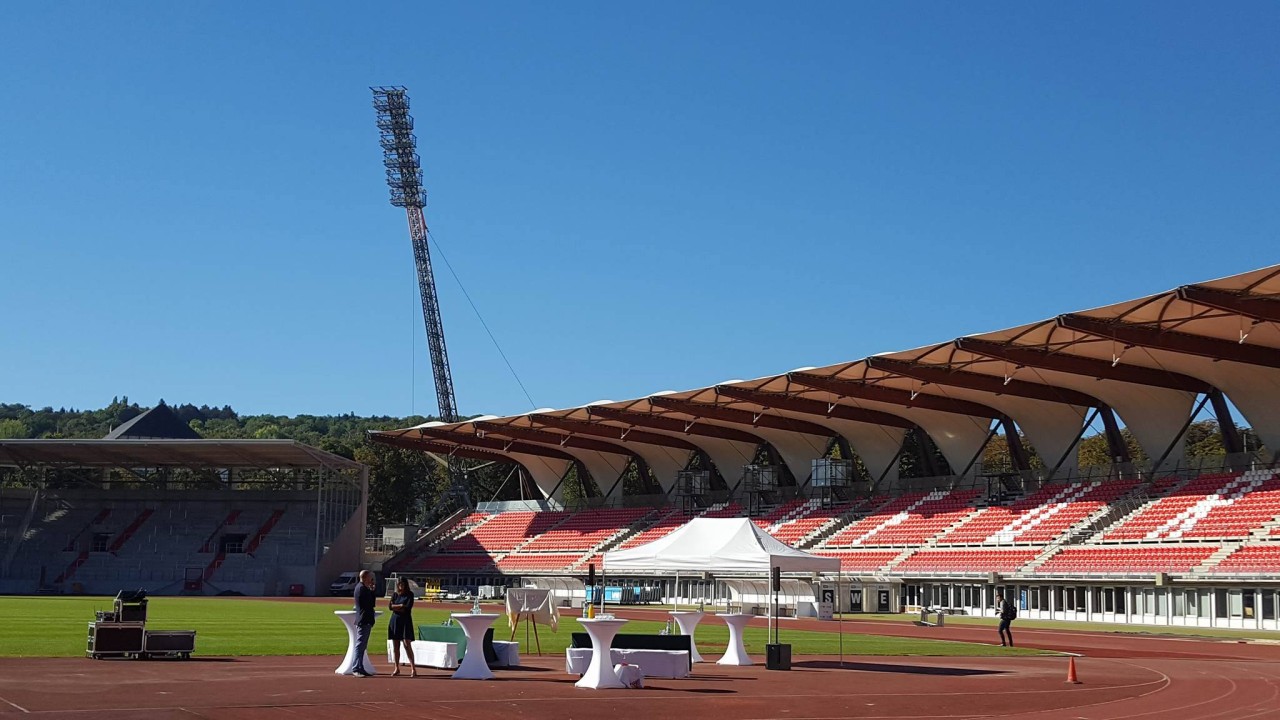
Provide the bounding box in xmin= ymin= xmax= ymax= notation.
xmin=87 ymin=621 xmax=145 ymax=659
xmin=143 ymin=630 xmax=197 ymax=659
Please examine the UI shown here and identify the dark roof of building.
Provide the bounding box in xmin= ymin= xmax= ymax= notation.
xmin=104 ymin=403 xmax=202 ymax=440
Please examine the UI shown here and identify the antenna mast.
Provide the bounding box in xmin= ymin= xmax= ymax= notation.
xmin=372 ymin=86 xmax=471 ymax=508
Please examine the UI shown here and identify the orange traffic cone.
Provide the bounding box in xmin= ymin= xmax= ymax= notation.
xmin=1065 ymin=656 xmax=1081 ymax=684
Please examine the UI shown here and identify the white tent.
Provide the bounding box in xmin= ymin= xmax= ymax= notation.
xmin=602 ymin=517 xmax=839 ymax=574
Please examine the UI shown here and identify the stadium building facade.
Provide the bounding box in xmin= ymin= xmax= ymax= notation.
xmin=0 ymin=439 xmax=367 ymax=596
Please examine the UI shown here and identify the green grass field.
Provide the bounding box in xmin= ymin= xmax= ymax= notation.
xmin=0 ymin=596 xmax=1050 ymax=658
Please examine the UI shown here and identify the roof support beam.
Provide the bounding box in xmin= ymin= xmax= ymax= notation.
xmin=585 ymin=406 xmax=764 ymax=444
xmin=865 ymin=357 xmax=1101 ymax=407
xmin=473 ymin=422 xmax=634 ymax=456
xmin=646 ymin=396 xmax=835 ymax=436
xmin=911 ymin=427 xmax=943 ymax=477
xmin=955 ymin=337 xmax=1211 ymax=393
xmin=527 ymin=415 xmax=700 ymax=451
xmin=1058 ymin=314 xmax=1280 ymax=369
xmin=1001 ymin=415 xmax=1031 ymax=473
xmin=1177 ymin=285 xmax=1280 ymax=323
xmin=374 ymin=433 xmax=525 ymax=464
xmin=786 ymin=372 xmax=1000 ymax=418
xmin=415 ymin=427 xmax=576 ymax=461
xmin=1207 ymin=388 xmax=1244 ymax=455
xmin=713 ymin=385 xmax=916 ymax=429
xmin=1098 ymin=406 xmax=1132 ymax=464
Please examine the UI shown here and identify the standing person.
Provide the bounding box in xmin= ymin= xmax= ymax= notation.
xmin=351 ymin=570 xmax=377 ymax=676
xmin=995 ymin=592 xmax=1017 ymax=647
xmin=388 ymin=577 xmax=418 ymax=677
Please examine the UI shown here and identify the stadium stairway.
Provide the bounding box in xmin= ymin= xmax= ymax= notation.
xmin=567 ymin=508 xmax=663 ymax=571
xmin=880 ymin=546 xmax=920 ymax=572
xmin=793 ymin=500 xmax=874 ymax=548
xmin=64 ymin=508 xmax=111 ymax=551
xmin=107 ymin=509 xmax=154 ymax=553
xmin=198 ymin=510 xmax=241 ymax=553
xmin=245 ymin=509 xmax=285 ymax=556
xmin=1195 ymin=541 xmax=1246 ymax=573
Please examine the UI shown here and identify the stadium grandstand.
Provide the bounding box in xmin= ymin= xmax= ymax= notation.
xmin=0 ymin=407 xmax=368 ymax=596
xmin=374 ymin=264 xmax=1280 ymax=631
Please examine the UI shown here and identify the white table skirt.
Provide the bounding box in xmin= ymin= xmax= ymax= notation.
xmin=565 ymin=648 xmax=690 ymax=679
xmin=387 ymin=640 xmax=458 ymax=669
xmin=492 ymin=640 xmax=521 ymax=668
xmin=450 ymin=613 xmax=501 ymax=680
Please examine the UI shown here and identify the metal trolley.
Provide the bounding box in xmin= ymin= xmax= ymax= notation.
xmin=86 ymin=590 xmax=196 ymax=660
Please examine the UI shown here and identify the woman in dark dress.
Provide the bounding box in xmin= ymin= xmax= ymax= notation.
xmin=388 ymin=577 xmax=417 ymax=676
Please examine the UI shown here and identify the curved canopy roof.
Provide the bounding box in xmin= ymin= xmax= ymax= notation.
xmin=373 ymin=264 xmax=1280 ymax=497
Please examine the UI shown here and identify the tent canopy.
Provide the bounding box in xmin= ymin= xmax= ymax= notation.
xmin=602 ymin=517 xmax=840 ymax=574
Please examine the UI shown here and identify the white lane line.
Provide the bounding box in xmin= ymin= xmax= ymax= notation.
xmin=0 ymin=695 xmax=30 ymax=713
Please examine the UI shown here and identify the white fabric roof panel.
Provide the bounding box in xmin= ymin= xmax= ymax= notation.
xmin=603 ymin=517 xmax=840 ymax=574
xmin=373 ymin=264 xmax=1280 ymax=481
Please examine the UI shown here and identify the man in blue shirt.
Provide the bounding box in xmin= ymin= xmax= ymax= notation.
xmin=351 ymin=570 xmax=377 ymax=676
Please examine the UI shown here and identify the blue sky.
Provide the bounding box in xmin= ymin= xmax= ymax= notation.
xmin=2 ymin=2 xmax=1277 ymax=418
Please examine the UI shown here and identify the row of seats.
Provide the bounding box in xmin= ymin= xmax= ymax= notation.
xmin=811 ymin=549 xmax=901 ymax=572
xmin=895 ymin=548 xmax=1041 ymax=574
xmin=770 ymin=501 xmax=860 ymax=545
xmin=1103 ymin=471 xmax=1280 ymax=541
xmin=1208 ymin=543 xmax=1280 ymax=574
xmin=520 ymin=507 xmax=653 ymax=552
xmin=939 ymin=480 xmax=1138 ymax=545
xmin=822 ymin=489 xmax=983 ymax=547
xmin=1036 ymin=545 xmax=1218 ymax=574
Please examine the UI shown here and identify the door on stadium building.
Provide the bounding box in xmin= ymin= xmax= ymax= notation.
xmin=849 ymin=588 xmax=863 ymax=613
xmin=877 ymin=589 xmax=890 ymax=613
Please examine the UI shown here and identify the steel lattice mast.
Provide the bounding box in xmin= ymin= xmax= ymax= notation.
xmin=372 ymin=86 xmax=471 ymax=508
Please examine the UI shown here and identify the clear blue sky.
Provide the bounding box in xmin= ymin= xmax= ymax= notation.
xmin=2 ymin=2 xmax=1277 ymax=418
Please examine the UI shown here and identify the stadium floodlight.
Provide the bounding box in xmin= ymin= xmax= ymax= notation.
xmin=371 ymin=86 xmax=470 ymax=509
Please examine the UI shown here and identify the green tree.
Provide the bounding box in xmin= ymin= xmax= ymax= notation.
xmin=0 ymin=419 xmax=28 ymax=439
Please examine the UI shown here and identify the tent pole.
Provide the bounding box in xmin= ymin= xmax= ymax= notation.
xmin=838 ymin=574 xmax=844 ymax=668
xmin=766 ymin=579 xmax=772 ymax=646
xmin=674 ymin=571 xmax=679 ymax=612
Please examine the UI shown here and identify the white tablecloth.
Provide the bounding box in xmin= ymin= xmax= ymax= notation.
xmin=492 ymin=640 xmax=521 ymax=667
xmin=387 ymin=639 xmax=458 ymax=669
xmin=506 ymin=588 xmax=558 ymax=632
xmin=565 ymin=648 xmax=690 ymax=679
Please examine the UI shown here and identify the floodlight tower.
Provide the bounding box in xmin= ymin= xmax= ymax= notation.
xmin=372 ymin=86 xmax=471 ymax=509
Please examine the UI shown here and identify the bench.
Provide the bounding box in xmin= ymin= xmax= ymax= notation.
xmin=569 ymin=633 xmax=693 ymax=670
xmin=565 ymin=647 xmax=689 ymax=679
xmin=388 ymin=639 xmax=458 ymax=669
xmin=416 ymin=625 xmax=519 ymax=667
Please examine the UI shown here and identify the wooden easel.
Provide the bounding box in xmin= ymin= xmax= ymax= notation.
xmin=509 ymin=607 xmax=543 ymax=655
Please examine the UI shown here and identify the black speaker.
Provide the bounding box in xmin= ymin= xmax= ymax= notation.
xmin=771 ymin=566 xmax=780 ymax=593
xmin=765 ymin=643 xmax=791 ymax=670
xmin=587 ymin=564 xmax=595 ymax=587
